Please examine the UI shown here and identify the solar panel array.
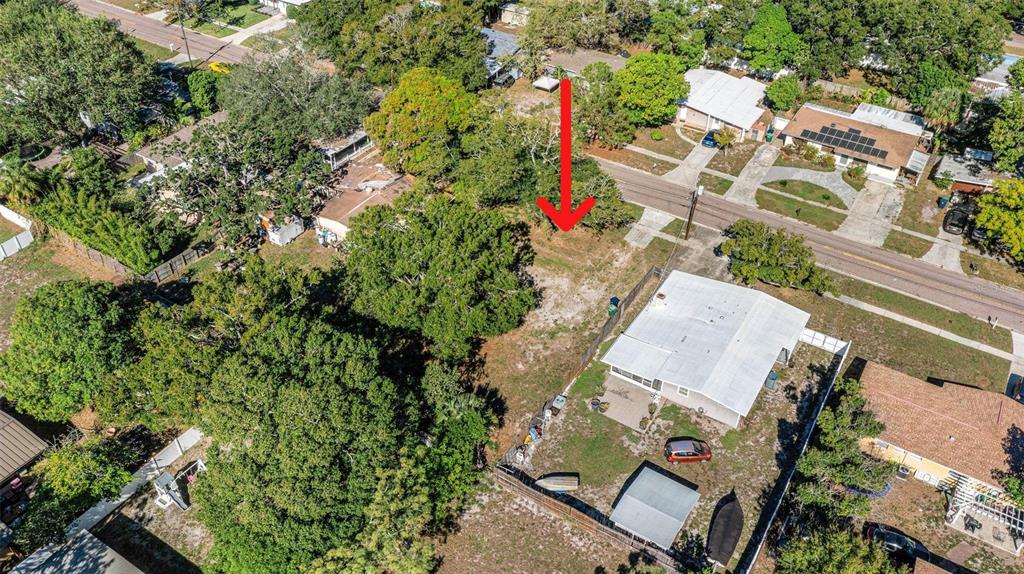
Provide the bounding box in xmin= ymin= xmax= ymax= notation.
xmin=799 ymin=125 xmax=889 ymax=160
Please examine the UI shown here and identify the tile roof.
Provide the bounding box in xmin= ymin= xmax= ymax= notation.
xmin=780 ymin=104 xmax=925 ymax=170
xmin=0 ymin=410 xmax=47 ymax=484
xmin=859 ymin=362 xmax=1024 ymax=486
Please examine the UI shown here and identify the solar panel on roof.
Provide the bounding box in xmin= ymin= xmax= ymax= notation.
xmin=865 ymin=137 xmax=876 ymax=146
xmin=800 ymin=129 xmax=814 ymax=139
xmin=854 ymin=144 xmax=867 ymax=154
xmin=877 ymin=150 xmax=888 ymax=159
xmin=848 ymin=128 xmax=861 ymax=134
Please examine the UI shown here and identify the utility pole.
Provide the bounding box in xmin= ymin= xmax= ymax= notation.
xmin=683 ymin=185 xmax=704 ymax=240
xmin=179 ymin=18 xmax=194 ymax=69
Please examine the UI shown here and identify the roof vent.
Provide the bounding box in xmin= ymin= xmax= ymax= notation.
xmin=948 ymin=435 xmax=956 ymax=442
xmin=656 ymin=292 xmax=666 ymax=300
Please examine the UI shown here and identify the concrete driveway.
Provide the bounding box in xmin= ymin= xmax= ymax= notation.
xmin=663 ymin=144 xmax=718 ymax=187
xmin=835 ymin=180 xmax=903 ymax=246
xmin=723 ymin=144 xmax=780 ymax=206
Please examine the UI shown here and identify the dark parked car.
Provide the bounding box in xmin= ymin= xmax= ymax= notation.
xmin=664 ymin=439 xmax=712 ymax=463
xmin=1007 ymin=374 xmax=1024 ymax=405
xmin=864 ymin=523 xmax=929 ymax=566
xmin=942 ymin=209 xmax=970 ymax=235
xmin=701 ymin=131 xmax=719 ymax=148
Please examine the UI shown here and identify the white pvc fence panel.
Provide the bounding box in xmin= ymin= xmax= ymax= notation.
xmin=0 ymin=203 xmax=33 ymax=262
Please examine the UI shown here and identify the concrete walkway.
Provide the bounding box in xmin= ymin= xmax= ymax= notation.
xmin=624 ymin=207 xmax=677 ymax=247
xmin=835 ymin=180 xmax=901 ymax=247
xmin=836 ymin=295 xmax=1020 ymax=364
xmin=724 ymin=144 xmax=780 ymax=206
xmin=761 ymin=166 xmax=858 ymax=208
xmin=663 ymin=144 xmax=718 ymax=188
xmin=922 ymin=228 xmax=966 ymax=273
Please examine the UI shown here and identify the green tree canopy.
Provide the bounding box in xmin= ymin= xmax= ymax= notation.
xmin=1009 ymin=59 xmax=1024 ymax=91
xmin=719 ymin=220 xmax=835 ymax=294
xmin=904 ymin=60 xmax=969 ymax=109
xmin=0 ymin=0 xmax=158 ymax=145
xmin=776 ymin=529 xmax=904 ymax=574
xmin=365 ymin=67 xmax=478 ymax=180
xmin=615 ymin=53 xmax=689 ymax=127
xmin=765 ymin=75 xmax=802 ymax=111
xmin=795 ymin=377 xmax=894 ymax=517
xmin=574 ymin=62 xmax=634 ymax=148
xmin=0 ymin=280 xmax=132 ymax=421
xmin=646 ymin=0 xmax=706 ymax=70
xmin=703 ymin=0 xmax=755 ymax=64
xmin=14 ymin=438 xmax=135 ymax=551
xmin=742 ymin=4 xmax=807 ymax=72
xmin=154 ymin=121 xmax=330 ymax=245
xmin=219 ymin=50 xmax=372 ymax=142
xmin=990 ymin=92 xmax=1024 ymax=173
xmin=522 ymin=0 xmax=619 ymax=52
xmin=975 ymin=179 xmax=1024 ymax=263
xmin=781 ymin=0 xmax=867 ymax=80
xmin=344 ymin=191 xmax=537 ymax=360
xmin=535 ymin=157 xmax=637 ymax=231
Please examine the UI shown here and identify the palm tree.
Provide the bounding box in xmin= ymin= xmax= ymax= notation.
xmin=713 ymin=127 xmax=737 ymax=156
xmin=923 ymin=87 xmax=964 ymax=130
xmin=0 ymin=157 xmax=45 ymax=206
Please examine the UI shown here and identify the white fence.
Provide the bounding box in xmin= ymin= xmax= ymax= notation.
xmin=0 ymin=203 xmax=33 ymax=262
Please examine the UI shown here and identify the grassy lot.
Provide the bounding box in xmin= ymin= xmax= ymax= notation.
xmin=219 ymin=3 xmax=270 ymax=28
xmin=129 ymin=37 xmax=177 ymax=63
xmin=0 ymin=241 xmax=90 ymax=349
xmin=706 ymin=142 xmax=759 ymax=176
xmin=258 ymin=232 xmax=338 ymax=271
xmin=186 ymin=17 xmax=236 ymax=38
xmin=698 ymin=172 xmax=733 ymax=195
xmin=865 ymin=479 xmax=1024 ymax=574
xmin=773 ymin=151 xmax=833 ymax=172
xmin=530 ymin=344 xmax=838 ymax=571
xmin=241 ymin=25 xmax=296 ymax=50
xmin=841 ymin=168 xmax=866 ymax=191
xmin=0 ymin=218 xmax=22 ymax=243
xmin=895 ymin=174 xmax=944 ymax=236
xmin=765 ymin=180 xmax=847 ymax=209
xmin=757 ymin=284 xmax=1010 ymax=391
xmin=587 ymin=146 xmax=677 ymax=176
xmin=962 ymin=251 xmax=1024 ymax=292
xmin=881 ymin=230 xmax=933 ymax=258
xmin=755 ymin=189 xmax=848 ymax=231
xmin=831 ymin=69 xmax=872 ymax=90
xmin=830 ymin=273 xmax=1013 ymax=352
xmin=632 ymin=126 xmax=694 ymax=160
xmin=103 ymin=0 xmax=161 ymax=13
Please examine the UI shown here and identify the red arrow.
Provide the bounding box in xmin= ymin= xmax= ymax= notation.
xmin=536 ymin=78 xmax=595 ymax=232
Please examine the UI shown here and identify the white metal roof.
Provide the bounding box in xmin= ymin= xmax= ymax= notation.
xmin=609 ymin=466 xmax=699 ymax=549
xmin=601 ymin=271 xmax=809 ymax=417
xmin=906 ymin=150 xmax=931 ymax=173
xmin=683 ymin=69 xmax=767 ymax=131
xmin=851 ymin=103 xmax=926 ymax=137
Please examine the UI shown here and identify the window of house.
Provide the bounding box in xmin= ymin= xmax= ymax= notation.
xmin=676 ymin=386 xmax=689 ymax=397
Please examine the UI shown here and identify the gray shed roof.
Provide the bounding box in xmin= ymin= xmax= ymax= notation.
xmin=482 ymin=27 xmax=519 ymax=59
xmin=601 ymin=271 xmax=809 ymax=418
xmin=0 ymin=410 xmax=46 ymax=484
xmin=11 ymin=531 xmax=143 ymax=574
xmin=609 ymin=466 xmax=699 ymax=549
xmin=937 ymin=149 xmax=1002 ymax=187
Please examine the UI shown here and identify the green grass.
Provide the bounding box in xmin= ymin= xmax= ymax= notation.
xmin=186 ymin=18 xmax=236 ymax=38
xmin=720 ymin=429 xmax=742 ymax=450
xmin=773 ymin=152 xmax=833 ymax=172
xmin=760 ymin=284 xmax=1010 ymax=391
xmin=558 ymin=408 xmax=647 ymax=488
xmin=698 ymin=172 xmax=733 ymax=195
xmin=588 ymin=146 xmax=677 ymax=175
xmin=895 ymin=168 xmax=944 ymax=237
xmin=129 ymin=37 xmax=177 ymax=62
xmin=962 ymin=251 xmax=1024 ymax=292
xmin=632 ymin=126 xmax=695 ymax=160
xmin=0 ymin=241 xmax=84 ymax=345
xmin=842 ymin=169 xmax=866 ymax=191
xmin=755 ymin=189 xmax=847 ymax=231
xmin=657 ymin=404 xmax=701 ymax=439
xmin=219 ymin=3 xmax=270 ymax=28
xmin=882 ymin=230 xmax=933 ymax=258
xmin=103 ymin=0 xmax=161 ymax=13
xmin=830 ymin=273 xmax=1013 ymax=352
xmin=765 ymin=180 xmax=847 ymax=209
xmin=706 ymin=142 xmax=759 ymax=176
xmin=0 ymin=217 xmax=22 ymax=243
xmin=241 ymin=25 xmax=298 ymax=50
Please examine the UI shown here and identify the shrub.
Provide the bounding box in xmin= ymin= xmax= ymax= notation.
xmin=719 ymin=219 xmax=835 ymax=294
xmin=187 ymin=69 xmax=224 ymax=118
xmin=650 ymin=130 xmax=664 ymax=141
xmin=848 ymin=163 xmax=866 ymax=180
xmin=816 ymin=153 xmax=836 ymax=170
xmin=766 ymin=75 xmax=802 ymax=111
xmin=801 ymin=144 xmax=819 ymax=161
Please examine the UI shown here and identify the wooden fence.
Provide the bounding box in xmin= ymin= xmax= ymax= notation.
xmin=812 ymin=79 xmax=912 ymax=111
xmin=141 ymin=241 xmax=215 ymax=283
xmin=493 ymin=465 xmax=684 ymax=573
xmin=49 ymin=227 xmax=133 ymax=277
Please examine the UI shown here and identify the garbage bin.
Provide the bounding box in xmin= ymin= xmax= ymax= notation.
xmin=938 ymin=195 xmax=950 ymax=208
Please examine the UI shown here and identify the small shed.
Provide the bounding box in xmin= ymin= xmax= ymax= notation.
xmin=609 ymin=466 xmax=699 ymax=549
xmin=499 ymin=2 xmax=530 ymax=27
xmin=0 ymin=410 xmax=47 ymax=487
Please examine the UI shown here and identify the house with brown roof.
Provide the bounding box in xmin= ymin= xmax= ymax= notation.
xmin=858 ymin=362 xmax=1024 ymax=555
xmin=0 ymin=410 xmax=46 ymax=488
xmin=780 ymin=103 xmax=932 ymax=185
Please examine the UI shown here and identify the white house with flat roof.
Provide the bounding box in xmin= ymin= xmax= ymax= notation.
xmin=677 ymin=69 xmax=769 ymax=141
xmin=601 ymin=271 xmax=810 ymax=428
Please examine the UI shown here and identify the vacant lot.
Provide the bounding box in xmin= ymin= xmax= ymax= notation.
xmin=258 ymin=231 xmax=339 ymax=271
xmin=882 ymin=230 xmax=932 ymax=258
xmin=528 ymin=344 xmax=838 ymax=571
xmin=755 ymin=189 xmax=847 ymax=231
xmin=758 ymin=284 xmax=1010 ymax=391
xmin=962 ymin=251 xmax=1024 ymax=292
xmin=706 ymin=142 xmax=759 ymax=176
xmin=896 ymin=176 xmax=944 ymax=237
xmin=865 ymin=479 xmax=1024 ymax=574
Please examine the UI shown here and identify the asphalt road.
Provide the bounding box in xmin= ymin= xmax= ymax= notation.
xmin=599 ymin=160 xmax=1024 ymax=333
xmin=72 ymin=0 xmax=251 ymax=65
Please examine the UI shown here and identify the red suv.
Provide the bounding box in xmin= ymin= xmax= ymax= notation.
xmin=664 ymin=439 xmax=713 ymax=463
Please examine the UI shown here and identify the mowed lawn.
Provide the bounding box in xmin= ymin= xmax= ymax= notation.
xmin=129 ymin=36 xmax=177 ymax=63
xmin=757 ymin=284 xmax=1010 ymax=391
xmin=765 ymin=179 xmax=847 ymax=209
xmin=881 ymin=229 xmax=933 ymax=258
xmin=755 ymin=189 xmax=847 ymax=231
